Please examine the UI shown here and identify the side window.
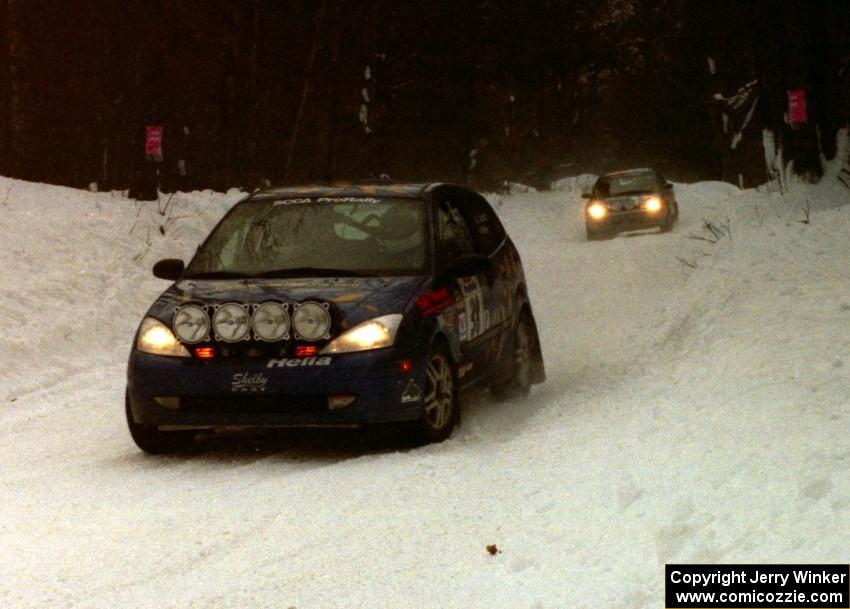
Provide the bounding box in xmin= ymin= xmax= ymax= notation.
xmin=458 ymin=193 xmax=506 ymax=255
xmin=437 ymin=199 xmax=476 ymax=268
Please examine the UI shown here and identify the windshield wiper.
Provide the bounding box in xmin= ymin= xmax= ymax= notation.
xmin=183 ymin=270 xmax=255 ymax=279
xmin=255 ymin=266 xmax=370 ymax=278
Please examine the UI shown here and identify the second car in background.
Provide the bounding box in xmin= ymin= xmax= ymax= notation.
xmin=583 ymin=168 xmax=678 ymax=240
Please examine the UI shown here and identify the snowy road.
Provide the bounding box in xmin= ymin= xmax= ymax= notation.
xmin=1 ymin=177 xmax=847 ymax=608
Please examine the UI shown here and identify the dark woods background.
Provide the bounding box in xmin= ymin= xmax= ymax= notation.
xmin=1 ymin=0 xmax=848 ymax=194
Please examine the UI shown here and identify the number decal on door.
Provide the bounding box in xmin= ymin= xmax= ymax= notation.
xmin=458 ymin=276 xmax=487 ymax=342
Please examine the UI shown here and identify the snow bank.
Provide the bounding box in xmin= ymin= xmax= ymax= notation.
xmin=0 ymin=174 xmax=847 ymax=609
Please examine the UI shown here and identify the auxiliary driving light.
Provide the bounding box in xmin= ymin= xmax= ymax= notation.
xmin=213 ymin=303 xmax=251 ymax=342
xmin=292 ymin=301 xmax=331 ymax=341
xmin=173 ymin=305 xmax=210 ymax=344
xmin=587 ymin=201 xmax=607 ymax=220
xmin=252 ymin=301 xmax=290 ymax=341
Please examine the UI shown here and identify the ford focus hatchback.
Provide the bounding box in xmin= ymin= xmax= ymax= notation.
xmin=583 ymin=168 xmax=678 ymax=239
xmin=126 ymin=183 xmax=545 ymax=453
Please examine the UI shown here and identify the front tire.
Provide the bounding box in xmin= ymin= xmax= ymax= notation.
xmin=660 ymin=208 xmax=674 ymax=232
xmin=126 ymin=392 xmax=194 ymax=454
xmin=415 ymin=344 xmax=458 ymax=444
xmin=491 ymin=312 xmax=533 ymax=401
xmin=586 ymin=224 xmax=606 ymax=240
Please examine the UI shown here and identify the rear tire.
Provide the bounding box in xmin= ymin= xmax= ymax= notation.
xmin=491 ymin=312 xmax=533 ymax=401
xmin=126 ymin=392 xmax=194 ymax=454
xmin=414 ymin=343 xmax=458 ymax=444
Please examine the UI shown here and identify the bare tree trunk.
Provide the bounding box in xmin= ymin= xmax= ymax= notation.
xmin=324 ymin=0 xmax=342 ymax=181
xmin=281 ymin=0 xmax=327 ymax=183
xmin=3 ymin=0 xmax=24 ymax=178
xmin=245 ymin=0 xmax=260 ymax=188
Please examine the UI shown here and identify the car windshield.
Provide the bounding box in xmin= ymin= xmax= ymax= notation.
xmin=595 ymin=173 xmax=657 ymax=197
xmin=185 ymin=196 xmax=429 ymax=278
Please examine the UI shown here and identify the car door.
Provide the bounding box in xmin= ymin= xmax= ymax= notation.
xmin=435 ymin=195 xmax=495 ymax=383
xmin=453 ymin=190 xmax=513 ymax=364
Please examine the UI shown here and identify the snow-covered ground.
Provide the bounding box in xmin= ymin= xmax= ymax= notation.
xmin=1 ymin=171 xmax=848 ymax=609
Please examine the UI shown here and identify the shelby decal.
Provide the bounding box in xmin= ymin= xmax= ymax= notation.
xmin=267 ymin=356 xmax=332 ymax=368
xmin=232 ymin=372 xmax=268 ymax=392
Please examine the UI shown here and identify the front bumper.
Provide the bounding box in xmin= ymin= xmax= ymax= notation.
xmin=126 ymin=348 xmax=427 ymax=430
xmin=587 ymin=208 xmax=667 ymax=232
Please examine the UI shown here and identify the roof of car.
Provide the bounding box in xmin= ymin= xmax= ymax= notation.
xmin=249 ymin=183 xmax=448 ymax=201
xmin=600 ymin=168 xmax=656 ymax=178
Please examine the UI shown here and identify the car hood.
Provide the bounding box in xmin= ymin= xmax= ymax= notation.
xmin=146 ymin=275 xmax=429 ymax=328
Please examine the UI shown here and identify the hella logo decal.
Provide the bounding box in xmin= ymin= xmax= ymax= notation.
xmin=267 ymin=357 xmax=332 ymax=368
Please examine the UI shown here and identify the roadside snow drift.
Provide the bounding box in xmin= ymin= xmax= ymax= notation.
xmin=1 ymin=174 xmax=848 ymax=609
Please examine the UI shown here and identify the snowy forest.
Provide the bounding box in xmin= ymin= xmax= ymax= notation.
xmin=1 ymin=0 xmax=849 ymax=193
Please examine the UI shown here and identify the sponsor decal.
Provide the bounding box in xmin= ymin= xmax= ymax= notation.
xmin=267 ymin=356 xmax=332 ymax=368
xmin=458 ymin=276 xmax=486 ymax=341
xmin=440 ymin=308 xmax=456 ymax=332
xmin=232 ymin=372 xmax=268 ymax=393
xmin=401 ymin=379 xmax=423 ymax=403
xmin=273 ymin=198 xmax=312 ymax=205
xmin=317 ymin=197 xmax=380 ymax=203
xmin=274 ymin=197 xmax=381 ymax=205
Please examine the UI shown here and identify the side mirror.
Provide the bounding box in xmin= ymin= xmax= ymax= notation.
xmin=663 ymin=181 xmax=674 ymax=189
xmin=152 ymin=258 xmax=185 ymax=281
xmin=580 ymin=192 xmax=592 ymax=199
xmin=447 ymin=254 xmax=493 ymax=278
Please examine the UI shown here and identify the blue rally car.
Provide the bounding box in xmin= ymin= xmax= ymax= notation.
xmin=126 ymin=183 xmax=545 ymax=452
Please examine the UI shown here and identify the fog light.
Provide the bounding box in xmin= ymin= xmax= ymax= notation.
xmin=295 ymin=344 xmax=319 ymax=358
xmin=154 ymin=396 xmax=181 ymax=410
xmin=328 ymin=393 xmax=356 ymax=410
xmin=194 ymin=346 xmax=215 ymax=359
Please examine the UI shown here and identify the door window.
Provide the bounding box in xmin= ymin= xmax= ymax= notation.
xmin=436 ymin=200 xmax=476 ymax=269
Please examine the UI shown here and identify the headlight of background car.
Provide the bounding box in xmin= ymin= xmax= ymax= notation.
xmin=644 ymin=196 xmax=662 ymax=213
xmin=321 ymin=314 xmax=403 ymax=354
xmin=587 ymin=201 xmax=607 ymax=219
xmin=137 ymin=317 xmax=191 ymax=357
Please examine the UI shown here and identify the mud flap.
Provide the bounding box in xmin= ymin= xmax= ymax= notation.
xmin=527 ymin=314 xmax=546 ymax=384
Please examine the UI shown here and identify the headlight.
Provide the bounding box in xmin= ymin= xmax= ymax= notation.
xmin=173 ymin=304 xmax=210 ymax=344
xmin=587 ymin=201 xmax=607 ymax=219
xmin=137 ymin=317 xmax=191 ymax=357
xmin=292 ymin=301 xmax=332 ymax=341
xmin=252 ymin=302 xmax=290 ymax=341
xmin=213 ymin=302 xmax=251 ymax=342
xmin=321 ymin=314 xmax=403 ymax=354
xmin=644 ymin=196 xmax=662 ymax=213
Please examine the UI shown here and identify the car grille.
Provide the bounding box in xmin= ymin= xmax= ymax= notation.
xmin=607 ymin=197 xmax=642 ymax=212
xmin=180 ymin=394 xmax=328 ymax=414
